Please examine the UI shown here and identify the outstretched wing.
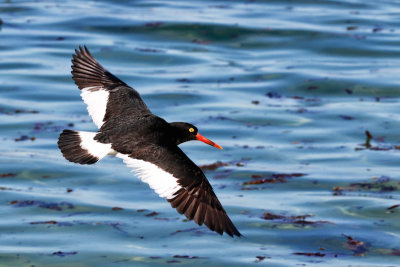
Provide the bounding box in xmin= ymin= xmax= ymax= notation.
xmin=116 ymin=146 xmax=241 ymax=237
xmin=71 ymin=46 xmax=151 ymax=128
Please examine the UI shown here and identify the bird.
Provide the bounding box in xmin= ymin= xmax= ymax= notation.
xmin=57 ymin=46 xmax=241 ymax=237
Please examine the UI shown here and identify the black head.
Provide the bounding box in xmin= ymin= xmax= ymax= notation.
xmin=169 ymin=122 xmax=222 ymax=149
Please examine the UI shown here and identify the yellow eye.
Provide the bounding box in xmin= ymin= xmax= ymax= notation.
xmin=189 ymin=128 xmax=194 ymax=133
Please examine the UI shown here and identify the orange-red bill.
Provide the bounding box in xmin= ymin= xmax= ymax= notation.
xmin=196 ymin=133 xmax=223 ymax=149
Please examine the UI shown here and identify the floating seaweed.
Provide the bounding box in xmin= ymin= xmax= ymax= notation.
xmin=199 ymin=161 xmax=229 ymax=171
xmin=199 ymin=159 xmax=249 ymax=173
xmin=345 ymin=88 xmax=353 ymax=94
xmin=293 ymin=252 xmax=325 ymax=257
xmin=347 ymin=26 xmax=358 ymax=31
xmin=333 ymin=176 xmax=398 ymax=196
xmin=339 ymin=115 xmax=354 ymax=120
xmin=176 ymin=78 xmax=192 ymax=83
xmin=243 ymin=173 xmax=305 ymax=186
xmin=145 ymin=211 xmax=159 ymax=217
xmin=173 ymin=255 xmax=200 ymax=259
xmin=266 ymin=91 xmax=281 ymax=99
xmin=9 ymin=200 xmax=74 ymax=211
xmin=52 ymin=251 xmax=77 ymax=257
xmin=0 ymin=173 xmax=16 ymax=178
xmin=1 ymin=109 xmax=39 ymax=115
xmin=136 ymin=209 xmax=148 ymax=213
xmin=387 ymin=204 xmax=399 ymax=210
xmin=255 ymin=255 xmax=270 ymax=262
xmin=355 ymin=130 xmax=400 ymax=151
xmin=262 ymin=212 xmax=331 ymax=226
xmin=170 ymin=227 xmax=207 ymax=237
xmin=343 ymin=234 xmax=368 ymax=256
xmin=30 ymin=220 xmax=58 ymax=225
xmin=14 ymin=135 xmax=35 ymax=142
xmin=32 ymin=121 xmax=73 ymax=133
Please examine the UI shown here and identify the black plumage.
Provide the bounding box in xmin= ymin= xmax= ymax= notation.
xmin=59 ymin=46 xmax=241 ymax=237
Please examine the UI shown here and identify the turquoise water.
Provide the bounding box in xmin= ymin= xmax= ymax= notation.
xmin=1 ymin=0 xmax=400 ymax=266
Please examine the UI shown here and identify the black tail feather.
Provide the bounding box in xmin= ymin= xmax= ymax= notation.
xmin=58 ymin=129 xmax=99 ymax=165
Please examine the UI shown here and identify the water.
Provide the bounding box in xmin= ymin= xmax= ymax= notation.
xmin=1 ymin=0 xmax=400 ymax=266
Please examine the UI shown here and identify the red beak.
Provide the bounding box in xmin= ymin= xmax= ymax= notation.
xmin=196 ymin=133 xmax=223 ymax=149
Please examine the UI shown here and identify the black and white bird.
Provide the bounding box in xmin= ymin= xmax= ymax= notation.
xmin=58 ymin=46 xmax=241 ymax=237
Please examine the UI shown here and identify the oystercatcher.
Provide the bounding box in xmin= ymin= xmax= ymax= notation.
xmin=58 ymin=46 xmax=241 ymax=237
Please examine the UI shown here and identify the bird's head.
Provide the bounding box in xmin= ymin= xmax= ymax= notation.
xmin=170 ymin=122 xmax=222 ymax=149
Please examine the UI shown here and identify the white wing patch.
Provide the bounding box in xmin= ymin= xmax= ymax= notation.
xmin=78 ymin=131 xmax=113 ymax=160
xmin=117 ymin=153 xmax=182 ymax=199
xmin=81 ymin=86 xmax=109 ymax=128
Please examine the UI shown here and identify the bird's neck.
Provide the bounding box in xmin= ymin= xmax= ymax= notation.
xmin=169 ymin=122 xmax=189 ymax=145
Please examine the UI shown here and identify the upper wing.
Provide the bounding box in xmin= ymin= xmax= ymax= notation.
xmin=116 ymin=146 xmax=241 ymax=237
xmin=71 ymin=46 xmax=151 ymax=128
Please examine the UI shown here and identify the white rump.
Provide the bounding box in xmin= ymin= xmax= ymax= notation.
xmin=78 ymin=131 xmax=113 ymax=159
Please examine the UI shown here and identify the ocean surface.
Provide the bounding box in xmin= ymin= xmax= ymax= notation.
xmin=1 ymin=0 xmax=400 ymax=266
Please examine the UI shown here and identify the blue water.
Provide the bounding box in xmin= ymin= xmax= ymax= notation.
xmin=1 ymin=0 xmax=400 ymax=266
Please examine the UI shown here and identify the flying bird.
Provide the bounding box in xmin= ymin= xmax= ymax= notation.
xmin=58 ymin=46 xmax=241 ymax=237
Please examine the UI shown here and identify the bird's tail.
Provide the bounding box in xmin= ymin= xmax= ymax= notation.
xmin=57 ymin=130 xmax=113 ymax=164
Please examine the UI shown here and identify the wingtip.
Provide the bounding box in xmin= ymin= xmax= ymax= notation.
xmin=73 ymin=45 xmax=90 ymax=58
xmin=70 ymin=44 xmax=129 ymax=91
xmin=84 ymin=45 xmax=91 ymax=55
xmin=226 ymin=228 xmax=242 ymax=238
xmin=225 ymin=226 xmax=243 ymax=238
xmin=236 ymin=233 xmax=245 ymax=238
xmin=234 ymin=229 xmax=244 ymax=238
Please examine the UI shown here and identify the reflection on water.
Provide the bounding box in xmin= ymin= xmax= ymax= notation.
xmin=1 ymin=0 xmax=400 ymax=266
